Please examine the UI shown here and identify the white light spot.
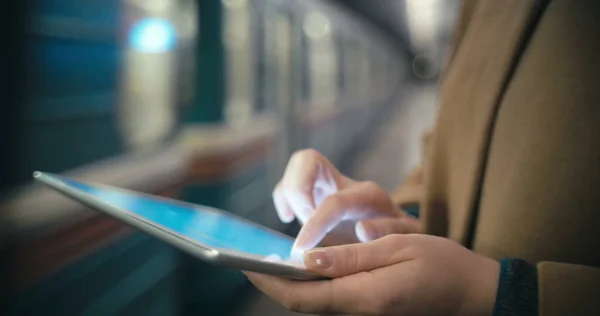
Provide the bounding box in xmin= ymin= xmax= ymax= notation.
xmin=129 ymin=18 xmax=176 ymax=53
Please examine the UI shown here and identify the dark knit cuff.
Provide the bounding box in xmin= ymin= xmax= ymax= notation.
xmin=403 ymin=204 xmax=420 ymax=219
xmin=493 ymin=258 xmax=538 ymax=316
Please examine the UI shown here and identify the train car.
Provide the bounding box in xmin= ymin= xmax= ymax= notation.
xmin=0 ymin=0 xmax=412 ymax=315
xmin=1 ymin=0 xmax=193 ymax=315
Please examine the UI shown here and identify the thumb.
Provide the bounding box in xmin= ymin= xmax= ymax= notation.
xmin=355 ymin=216 xmax=421 ymax=242
xmin=302 ymin=235 xmax=413 ymax=278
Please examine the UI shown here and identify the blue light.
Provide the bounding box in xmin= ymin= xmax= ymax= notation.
xmin=129 ymin=18 xmax=176 ymax=53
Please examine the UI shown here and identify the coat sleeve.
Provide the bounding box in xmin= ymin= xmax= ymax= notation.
xmin=537 ymin=262 xmax=600 ymax=316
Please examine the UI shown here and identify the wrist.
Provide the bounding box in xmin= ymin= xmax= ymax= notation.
xmin=462 ymin=255 xmax=501 ymax=316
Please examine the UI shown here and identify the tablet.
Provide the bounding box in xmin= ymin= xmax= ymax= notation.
xmin=33 ymin=171 xmax=322 ymax=280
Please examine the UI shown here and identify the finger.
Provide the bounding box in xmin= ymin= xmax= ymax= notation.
xmin=245 ymin=271 xmax=365 ymax=314
xmin=273 ymin=183 xmax=295 ymax=223
xmin=293 ymin=182 xmax=398 ymax=251
xmin=283 ymin=189 xmax=313 ymax=224
xmin=282 ymin=150 xmax=340 ymax=223
xmin=303 ymin=235 xmax=415 ymax=278
xmin=282 ymin=150 xmax=320 ymax=210
xmin=355 ymin=216 xmax=421 ymax=242
xmin=312 ymin=163 xmax=338 ymax=206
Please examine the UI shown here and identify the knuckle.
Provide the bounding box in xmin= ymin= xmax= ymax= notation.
xmin=359 ymin=180 xmax=391 ymax=206
xmin=290 ymin=148 xmax=321 ymax=163
xmin=322 ymin=193 xmax=343 ymax=211
xmin=297 ymin=183 xmax=314 ymax=196
xmin=360 ymin=181 xmax=383 ymax=194
xmin=280 ymin=180 xmax=312 ymax=200
xmin=380 ymin=233 xmax=405 ymax=245
xmin=340 ymin=245 xmax=361 ymax=272
xmin=362 ymin=180 xmax=378 ymax=188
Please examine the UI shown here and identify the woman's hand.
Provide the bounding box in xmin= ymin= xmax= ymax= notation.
xmin=273 ymin=149 xmax=353 ymax=225
xmin=274 ymin=149 xmax=421 ymax=254
xmin=246 ymin=234 xmax=500 ymax=316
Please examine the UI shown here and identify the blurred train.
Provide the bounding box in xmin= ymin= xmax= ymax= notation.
xmin=0 ymin=0 xmax=412 ymax=315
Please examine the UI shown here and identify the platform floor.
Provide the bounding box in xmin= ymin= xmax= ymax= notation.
xmin=352 ymin=83 xmax=438 ymax=191
xmin=232 ymin=83 xmax=439 ymax=316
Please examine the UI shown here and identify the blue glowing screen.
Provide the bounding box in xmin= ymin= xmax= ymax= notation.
xmin=55 ymin=176 xmax=294 ymax=260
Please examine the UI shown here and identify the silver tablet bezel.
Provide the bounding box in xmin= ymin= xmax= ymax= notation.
xmin=33 ymin=171 xmax=323 ymax=280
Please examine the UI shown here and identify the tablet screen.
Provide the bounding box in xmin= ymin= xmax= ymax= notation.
xmin=54 ymin=176 xmax=295 ymax=261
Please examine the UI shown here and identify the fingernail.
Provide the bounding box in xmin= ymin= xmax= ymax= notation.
xmin=290 ymin=247 xmax=305 ymax=263
xmin=282 ymin=211 xmax=295 ymax=224
xmin=355 ymin=222 xmax=369 ymax=242
xmin=263 ymin=254 xmax=283 ymax=263
xmin=355 ymin=222 xmax=379 ymax=242
xmin=274 ymin=195 xmax=295 ymax=224
xmin=304 ymin=249 xmax=333 ymax=270
xmin=277 ymin=211 xmax=294 ymax=224
xmin=291 ymin=233 xmax=311 ymax=254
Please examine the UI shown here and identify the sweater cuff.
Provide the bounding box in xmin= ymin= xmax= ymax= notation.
xmin=493 ymin=258 xmax=538 ymax=316
xmin=402 ymin=204 xmax=420 ymax=219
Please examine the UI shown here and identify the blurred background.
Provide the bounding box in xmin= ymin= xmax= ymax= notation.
xmin=0 ymin=0 xmax=460 ymax=315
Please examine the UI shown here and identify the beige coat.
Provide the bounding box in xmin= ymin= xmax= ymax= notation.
xmin=392 ymin=0 xmax=600 ymax=314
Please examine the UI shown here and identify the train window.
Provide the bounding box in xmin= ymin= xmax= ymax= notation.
xmin=372 ymin=50 xmax=385 ymax=102
xmin=173 ymin=0 xmax=198 ymax=110
xmin=262 ymin=9 xmax=296 ymax=184
xmin=357 ymin=42 xmax=371 ymax=104
xmin=23 ymin=0 xmax=123 ymax=175
xmin=304 ymin=12 xmax=337 ymax=109
xmin=381 ymin=53 xmax=392 ymax=98
xmin=343 ymin=38 xmax=361 ymax=104
xmin=223 ymin=0 xmax=254 ymax=126
xmin=119 ymin=0 xmax=179 ymax=151
xmin=260 ymin=7 xmax=294 ymax=115
xmin=336 ymin=34 xmax=346 ymax=94
xmin=274 ymin=13 xmax=293 ymax=113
